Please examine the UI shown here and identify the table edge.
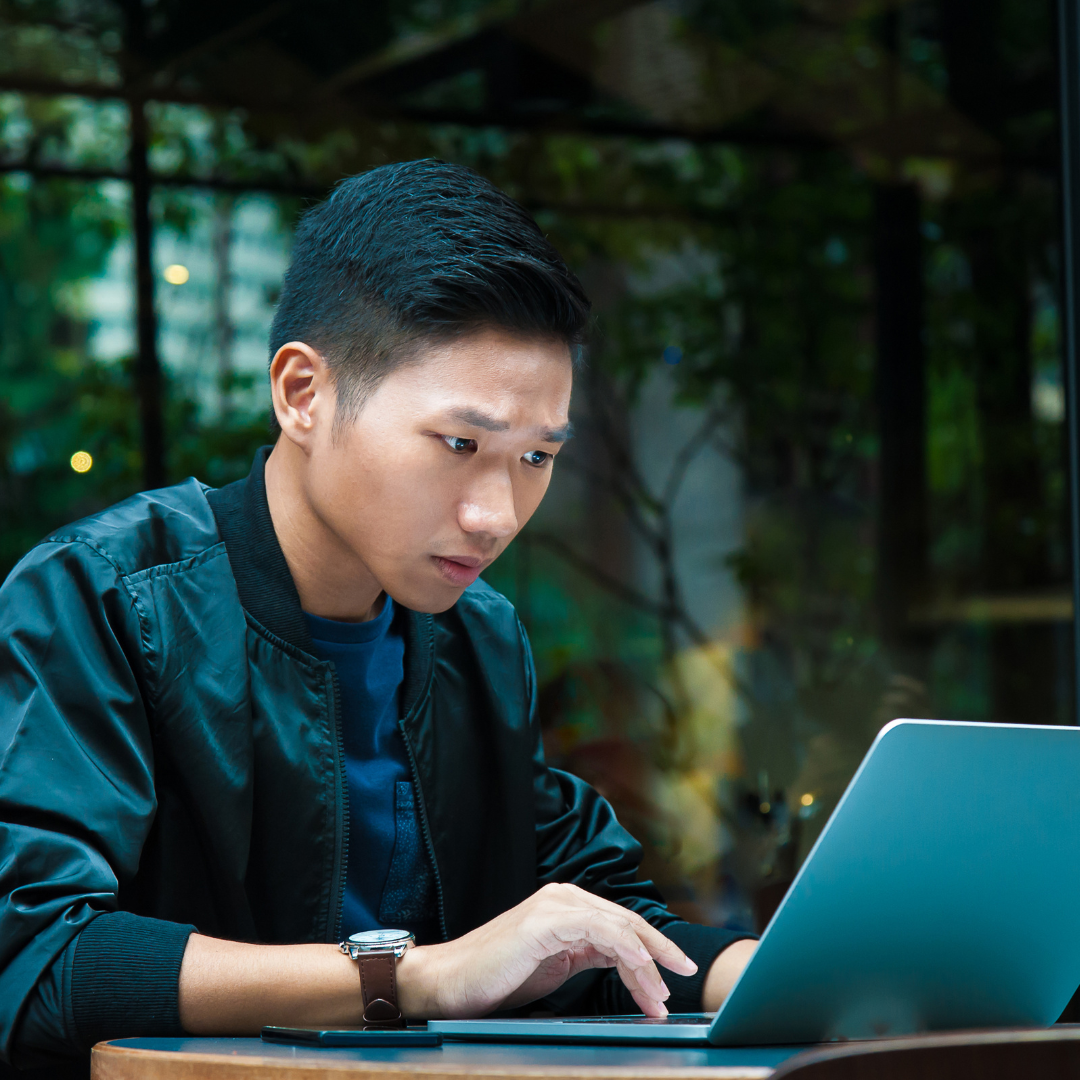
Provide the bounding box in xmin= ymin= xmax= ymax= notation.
xmin=91 ymin=1042 xmax=773 ymax=1080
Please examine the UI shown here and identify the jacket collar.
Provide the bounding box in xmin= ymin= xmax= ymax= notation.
xmin=206 ymin=445 xmax=315 ymax=654
xmin=205 ymin=447 xmax=433 ymax=714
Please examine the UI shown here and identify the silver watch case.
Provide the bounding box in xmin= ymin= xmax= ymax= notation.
xmin=339 ymin=928 xmax=416 ymax=959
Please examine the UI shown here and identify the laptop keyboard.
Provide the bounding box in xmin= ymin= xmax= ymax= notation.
xmin=560 ymin=1016 xmax=711 ymax=1025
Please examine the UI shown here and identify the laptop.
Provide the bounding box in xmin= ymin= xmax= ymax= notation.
xmin=430 ymin=719 xmax=1080 ymax=1045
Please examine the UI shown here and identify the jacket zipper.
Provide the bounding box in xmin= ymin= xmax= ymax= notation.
xmin=328 ymin=666 xmax=350 ymax=942
xmin=329 ymin=654 xmax=444 ymax=943
xmin=398 ymin=718 xmax=448 ymax=942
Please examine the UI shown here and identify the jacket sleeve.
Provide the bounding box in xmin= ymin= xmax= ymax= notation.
xmin=526 ymin=621 xmax=754 ymax=1014
xmin=0 ymin=540 xmax=193 ymax=1063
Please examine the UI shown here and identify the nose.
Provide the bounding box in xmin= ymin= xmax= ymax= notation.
xmin=458 ymin=469 xmax=519 ymax=539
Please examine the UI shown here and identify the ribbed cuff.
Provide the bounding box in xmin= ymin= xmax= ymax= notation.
xmin=661 ymin=923 xmax=757 ymax=1013
xmin=70 ymin=913 xmax=195 ymax=1049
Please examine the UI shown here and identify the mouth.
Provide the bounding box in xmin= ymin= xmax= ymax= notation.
xmin=431 ymin=555 xmax=486 ymax=588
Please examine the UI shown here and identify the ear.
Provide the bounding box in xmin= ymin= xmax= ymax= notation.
xmin=270 ymin=342 xmax=335 ymax=451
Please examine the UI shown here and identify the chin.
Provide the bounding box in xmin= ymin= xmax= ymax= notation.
xmin=388 ymin=582 xmax=465 ymax=615
xmin=410 ymin=596 xmax=463 ymax=615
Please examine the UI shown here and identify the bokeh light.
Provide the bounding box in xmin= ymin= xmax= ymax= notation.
xmin=163 ymin=264 xmax=190 ymax=285
xmin=70 ymin=451 xmax=93 ymax=473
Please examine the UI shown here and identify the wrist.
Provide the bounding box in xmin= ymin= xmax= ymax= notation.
xmin=395 ymin=944 xmax=442 ymax=1019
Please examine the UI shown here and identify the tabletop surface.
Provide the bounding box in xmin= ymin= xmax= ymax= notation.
xmin=92 ymin=1036 xmax=806 ymax=1080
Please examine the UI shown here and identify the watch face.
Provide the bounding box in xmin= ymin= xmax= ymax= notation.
xmin=346 ymin=929 xmax=413 ymax=949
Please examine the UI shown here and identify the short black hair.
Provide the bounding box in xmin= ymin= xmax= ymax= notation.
xmin=269 ymin=159 xmax=590 ymax=421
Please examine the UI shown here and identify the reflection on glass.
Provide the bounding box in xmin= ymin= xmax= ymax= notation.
xmin=0 ymin=0 xmax=1067 ymax=937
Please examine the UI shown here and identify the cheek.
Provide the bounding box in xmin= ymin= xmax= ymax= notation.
xmin=513 ymin=469 xmax=553 ymax=524
xmin=321 ymin=444 xmax=458 ymax=554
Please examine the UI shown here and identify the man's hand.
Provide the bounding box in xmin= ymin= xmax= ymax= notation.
xmin=398 ymin=882 xmax=697 ymax=1018
xmin=179 ymin=883 xmax=700 ymax=1034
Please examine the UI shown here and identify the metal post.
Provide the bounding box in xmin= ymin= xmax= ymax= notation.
xmin=130 ymin=95 xmax=165 ymax=490
xmin=212 ymin=192 xmax=235 ymax=421
xmin=874 ymin=182 xmax=928 ymax=649
xmin=1058 ymin=0 xmax=1080 ymax=725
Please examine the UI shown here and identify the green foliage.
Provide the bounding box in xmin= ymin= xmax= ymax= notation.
xmin=0 ymin=170 xmax=269 ymax=577
xmin=0 ymin=174 xmax=122 ymax=569
xmin=0 ymin=0 xmax=1068 ymax=919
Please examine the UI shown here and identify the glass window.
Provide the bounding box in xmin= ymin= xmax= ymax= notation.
xmin=0 ymin=0 xmax=1069 ymax=935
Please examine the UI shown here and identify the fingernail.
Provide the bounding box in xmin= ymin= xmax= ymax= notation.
xmin=638 ymin=947 xmax=652 ymax=963
xmin=660 ymin=981 xmax=670 ymax=998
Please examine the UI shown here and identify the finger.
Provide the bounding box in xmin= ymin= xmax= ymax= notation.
xmin=615 ymin=957 xmax=669 ymax=1019
xmin=560 ymin=944 xmax=618 ymax=980
xmin=566 ymin=890 xmax=698 ymax=977
xmin=638 ymin=926 xmax=697 ymax=977
xmin=570 ymin=909 xmax=676 ymax=990
xmin=554 ymin=935 xmax=667 ymax=1005
xmin=631 ymin=987 xmax=669 ymax=1019
xmin=568 ymin=917 xmax=670 ymax=1002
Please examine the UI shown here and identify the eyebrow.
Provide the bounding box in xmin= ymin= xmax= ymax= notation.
xmin=448 ymin=407 xmax=510 ymax=432
xmin=539 ymin=422 xmax=574 ymax=444
xmin=447 ymin=408 xmax=573 ymax=444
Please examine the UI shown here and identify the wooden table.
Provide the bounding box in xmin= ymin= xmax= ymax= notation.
xmin=91 ymin=1037 xmax=805 ymax=1080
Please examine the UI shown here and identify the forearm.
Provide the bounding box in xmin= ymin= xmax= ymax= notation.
xmin=178 ymin=934 xmax=362 ymax=1034
xmin=177 ymin=934 xmax=444 ymax=1034
xmin=702 ymin=939 xmax=757 ymax=1013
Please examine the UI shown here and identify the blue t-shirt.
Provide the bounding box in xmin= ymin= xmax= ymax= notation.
xmin=304 ymin=598 xmax=435 ymax=939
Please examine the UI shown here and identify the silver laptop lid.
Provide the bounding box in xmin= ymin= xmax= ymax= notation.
xmin=710 ymin=719 xmax=1080 ymax=1044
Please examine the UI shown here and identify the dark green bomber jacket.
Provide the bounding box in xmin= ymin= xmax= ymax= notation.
xmin=0 ymin=448 xmax=748 ymax=1068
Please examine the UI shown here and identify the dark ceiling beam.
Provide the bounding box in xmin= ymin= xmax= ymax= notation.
xmin=0 ymin=74 xmax=128 ymax=101
xmin=6 ymin=156 xmax=1062 ymax=227
xmin=0 ymin=74 xmax=1056 ymax=170
xmin=0 ymin=158 xmax=749 ymax=222
xmin=0 ymin=159 xmax=325 ymax=197
xmin=0 ymin=158 xmax=699 ymax=216
xmin=392 ymin=102 xmax=832 ymax=148
xmin=0 ymin=76 xmax=1056 ymax=167
xmin=0 ymin=71 xmax=833 ymax=149
xmin=0 ymin=73 xmax=276 ymax=111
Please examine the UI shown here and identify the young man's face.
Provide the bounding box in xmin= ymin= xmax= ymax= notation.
xmin=297 ymin=329 xmax=573 ymax=613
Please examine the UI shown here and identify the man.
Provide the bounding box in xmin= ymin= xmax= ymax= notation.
xmin=0 ymin=160 xmax=755 ymax=1071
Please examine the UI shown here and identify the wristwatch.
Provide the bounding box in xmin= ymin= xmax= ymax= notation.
xmin=339 ymin=929 xmax=415 ymax=1026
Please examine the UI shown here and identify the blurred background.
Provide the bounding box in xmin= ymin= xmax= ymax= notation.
xmin=0 ymin=0 xmax=1071 ymax=935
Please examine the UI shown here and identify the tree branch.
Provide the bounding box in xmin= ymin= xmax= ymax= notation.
xmin=531 ymin=530 xmax=712 ymax=648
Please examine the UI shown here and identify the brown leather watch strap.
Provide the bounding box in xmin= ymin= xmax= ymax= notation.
xmin=357 ymin=949 xmax=404 ymax=1026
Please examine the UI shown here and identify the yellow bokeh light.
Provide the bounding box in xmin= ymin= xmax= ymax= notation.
xmin=163 ymin=264 xmax=190 ymax=285
xmin=759 ymin=801 xmax=771 ymax=815
xmin=70 ymin=451 xmax=93 ymax=473
xmin=800 ymin=792 xmax=815 ymax=807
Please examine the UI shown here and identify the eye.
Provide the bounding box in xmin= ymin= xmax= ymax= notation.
xmin=441 ymin=435 xmax=478 ymax=454
xmin=523 ymin=450 xmax=551 ymax=468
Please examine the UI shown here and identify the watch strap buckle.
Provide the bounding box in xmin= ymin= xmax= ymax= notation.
xmin=363 ymin=998 xmax=404 ymax=1026
xmin=357 ymin=949 xmax=404 ymax=1027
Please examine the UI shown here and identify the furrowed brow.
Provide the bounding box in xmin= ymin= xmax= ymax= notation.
xmin=447 ymin=407 xmax=511 ymax=433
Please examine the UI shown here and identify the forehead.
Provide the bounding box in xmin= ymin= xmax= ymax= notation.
xmin=389 ymin=330 xmax=573 ymax=414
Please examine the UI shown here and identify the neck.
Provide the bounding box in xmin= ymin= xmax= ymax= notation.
xmin=263 ymin=438 xmax=384 ymax=622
